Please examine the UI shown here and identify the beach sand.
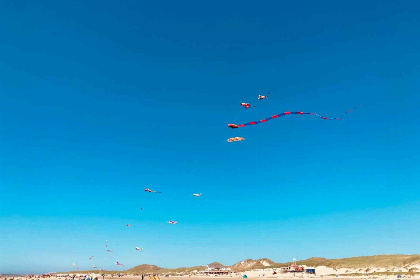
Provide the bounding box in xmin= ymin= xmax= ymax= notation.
xmin=5 ymin=275 xmax=420 ymax=280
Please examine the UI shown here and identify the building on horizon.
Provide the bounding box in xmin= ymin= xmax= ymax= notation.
xmin=201 ymin=263 xmax=232 ymax=275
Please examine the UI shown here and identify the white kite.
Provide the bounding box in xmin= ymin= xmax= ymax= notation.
xmin=193 ymin=193 xmax=202 ymax=197
xmin=145 ymin=188 xmax=161 ymax=193
xmin=258 ymin=93 xmax=269 ymax=100
xmin=168 ymin=221 xmax=178 ymax=224
xmin=135 ymin=247 xmax=143 ymax=250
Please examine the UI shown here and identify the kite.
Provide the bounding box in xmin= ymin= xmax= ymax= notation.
xmin=145 ymin=188 xmax=161 ymax=193
xmin=126 ymin=224 xmax=132 ymax=227
xmin=116 ymin=262 xmax=123 ymax=266
xmin=227 ymin=110 xmax=353 ymax=129
xmin=135 ymin=247 xmax=143 ymax=250
xmin=168 ymin=221 xmax=178 ymax=224
xmin=228 ymin=124 xmax=240 ymax=129
xmin=241 ymin=103 xmax=251 ymax=109
xmin=227 ymin=137 xmax=245 ymax=142
xmin=106 ymin=250 xmax=112 ymax=252
xmin=72 ymin=263 xmax=76 ymax=266
xmin=193 ymin=193 xmax=202 ymax=197
xmin=258 ymin=93 xmax=269 ymax=100
xmin=89 ymin=256 xmax=94 ymax=259
xmin=93 ymin=266 xmax=97 ymax=269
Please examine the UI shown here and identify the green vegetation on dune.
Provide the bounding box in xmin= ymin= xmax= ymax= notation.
xmin=124 ymin=264 xmax=164 ymax=274
xmin=124 ymin=264 xmax=206 ymax=275
xmin=168 ymin=266 xmax=206 ymax=274
xmin=270 ymin=255 xmax=420 ymax=269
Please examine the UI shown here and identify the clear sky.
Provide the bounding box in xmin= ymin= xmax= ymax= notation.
xmin=1 ymin=0 xmax=420 ymax=275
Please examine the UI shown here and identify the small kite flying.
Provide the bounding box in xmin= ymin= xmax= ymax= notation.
xmin=258 ymin=93 xmax=269 ymax=100
xmin=92 ymin=266 xmax=97 ymax=269
xmin=228 ymin=124 xmax=240 ymax=129
xmin=168 ymin=221 xmax=178 ymax=224
xmin=227 ymin=137 xmax=245 ymax=142
xmin=241 ymin=103 xmax=251 ymax=109
xmin=145 ymin=188 xmax=161 ymax=193
xmin=106 ymin=250 xmax=112 ymax=252
xmin=193 ymin=193 xmax=202 ymax=197
xmin=135 ymin=247 xmax=143 ymax=250
xmin=116 ymin=262 xmax=123 ymax=266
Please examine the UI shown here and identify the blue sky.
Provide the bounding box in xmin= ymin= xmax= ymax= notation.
xmin=1 ymin=0 xmax=420 ymax=274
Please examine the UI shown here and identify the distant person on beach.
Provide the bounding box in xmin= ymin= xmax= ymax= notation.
xmin=141 ymin=275 xmax=144 ymax=280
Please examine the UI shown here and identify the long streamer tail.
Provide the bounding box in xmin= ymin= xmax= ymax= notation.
xmin=228 ymin=106 xmax=362 ymax=128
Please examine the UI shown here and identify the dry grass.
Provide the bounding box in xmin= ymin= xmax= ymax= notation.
xmin=271 ymin=255 xmax=420 ymax=269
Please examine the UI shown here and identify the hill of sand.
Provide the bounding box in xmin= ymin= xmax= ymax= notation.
xmin=231 ymin=258 xmax=276 ymax=271
xmin=65 ymin=254 xmax=420 ymax=275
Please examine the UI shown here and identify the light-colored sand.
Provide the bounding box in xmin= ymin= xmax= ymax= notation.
xmin=5 ymin=274 xmax=420 ymax=280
